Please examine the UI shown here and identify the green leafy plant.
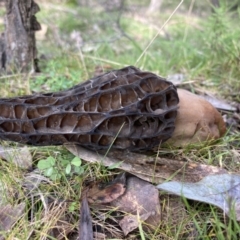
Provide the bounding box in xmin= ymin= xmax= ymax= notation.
xmin=37 ymin=155 xmax=84 ymax=180
xmin=69 ymin=202 xmax=78 ymax=213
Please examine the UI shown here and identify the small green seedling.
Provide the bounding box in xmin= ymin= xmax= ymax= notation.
xmin=37 ymin=155 xmax=84 ymax=180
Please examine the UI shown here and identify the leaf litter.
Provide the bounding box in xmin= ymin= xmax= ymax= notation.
xmin=0 ymin=145 xmax=32 ymax=169
xmin=85 ymin=172 xmax=160 ymax=236
xmin=157 ymin=173 xmax=240 ymax=220
xmin=66 ymin=145 xmax=240 ymax=236
xmin=66 ymin=145 xmax=228 ymax=184
xmin=0 ymin=203 xmax=26 ymax=240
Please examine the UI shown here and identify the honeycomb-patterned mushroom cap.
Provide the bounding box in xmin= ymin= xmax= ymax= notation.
xmin=0 ymin=66 xmax=179 ymax=151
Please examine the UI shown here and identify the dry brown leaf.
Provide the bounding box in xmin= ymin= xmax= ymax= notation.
xmin=158 ymin=173 xmax=240 ymax=220
xmin=0 ymin=203 xmax=25 ymax=239
xmin=0 ymin=145 xmax=32 ymax=169
xmin=66 ymin=145 xmax=227 ymax=184
xmin=87 ymin=173 xmax=126 ymax=204
xmin=119 ymin=212 xmax=152 ymax=236
xmin=111 ymin=176 xmax=161 ymax=235
xmin=200 ymin=93 xmax=236 ymax=112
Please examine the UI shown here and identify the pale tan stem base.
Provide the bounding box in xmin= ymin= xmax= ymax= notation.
xmin=166 ymin=89 xmax=226 ymax=147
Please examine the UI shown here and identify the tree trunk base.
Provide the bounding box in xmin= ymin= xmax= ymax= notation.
xmin=0 ymin=0 xmax=41 ymax=74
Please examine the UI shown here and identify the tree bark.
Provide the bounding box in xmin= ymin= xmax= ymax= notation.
xmin=0 ymin=0 xmax=41 ymax=73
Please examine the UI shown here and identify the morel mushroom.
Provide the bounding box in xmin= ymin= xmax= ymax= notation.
xmin=0 ymin=66 xmax=179 ymax=151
